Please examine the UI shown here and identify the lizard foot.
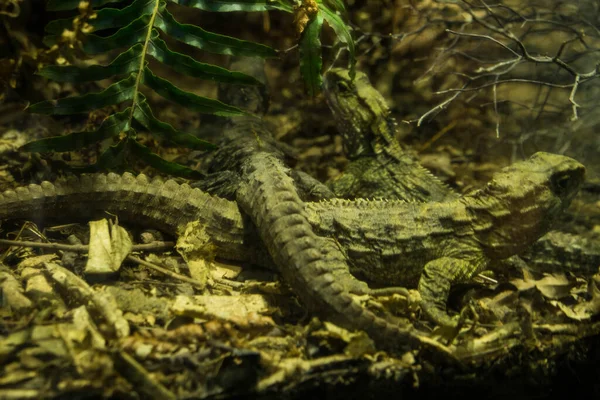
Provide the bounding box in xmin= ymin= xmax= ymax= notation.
xmin=418 ymin=256 xmax=479 ymax=328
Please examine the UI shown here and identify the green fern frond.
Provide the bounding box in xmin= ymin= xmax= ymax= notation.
xmin=27 ymin=0 xmax=281 ymax=178
xmin=26 ymin=0 xmax=355 ymax=177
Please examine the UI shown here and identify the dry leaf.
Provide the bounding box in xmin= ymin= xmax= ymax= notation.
xmin=85 ymin=219 xmax=132 ymax=275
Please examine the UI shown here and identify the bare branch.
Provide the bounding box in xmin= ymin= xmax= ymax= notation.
xmin=413 ymin=0 xmax=600 ymax=131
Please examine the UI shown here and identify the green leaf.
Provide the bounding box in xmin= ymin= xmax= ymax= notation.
xmin=28 ymin=74 xmax=137 ymax=115
xmin=95 ymin=139 xmax=129 ymax=170
xmin=83 ymin=14 xmax=158 ymax=55
xmin=133 ymin=96 xmax=216 ymax=150
xmin=169 ymin=0 xmax=293 ymax=12
xmin=45 ymin=0 xmax=157 ymax=34
xmin=319 ymin=3 xmax=355 ymax=78
xmin=299 ymin=14 xmax=323 ymax=97
xmin=148 ymin=38 xmax=262 ymax=85
xmin=129 ymin=140 xmax=205 ymax=179
xmin=22 ymin=109 xmax=130 ymax=152
xmin=142 ymin=67 xmax=247 ymax=116
xmin=87 ymin=0 xmax=158 ymax=32
xmin=36 ymin=0 xmax=296 ymax=177
xmin=46 ymin=0 xmax=122 ymax=11
xmin=38 ymin=45 xmax=144 ymax=82
xmin=155 ymin=9 xmax=277 ymax=57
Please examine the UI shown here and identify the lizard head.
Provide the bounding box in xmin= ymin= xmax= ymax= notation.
xmin=323 ymin=68 xmax=397 ymax=159
xmin=217 ymin=57 xmax=269 ymax=115
xmin=471 ymin=152 xmax=585 ymax=258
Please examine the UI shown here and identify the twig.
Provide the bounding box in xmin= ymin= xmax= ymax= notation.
xmin=126 ymin=255 xmax=206 ymax=289
xmin=0 ymin=238 xmax=175 ymax=252
xmin=410 ymin=0 xmax=600 ymax=130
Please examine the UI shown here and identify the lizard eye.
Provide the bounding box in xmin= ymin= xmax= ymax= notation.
xmin=336 ymin=80 xmax=351 ymax=93
xmin=551 ymin=172 xmax=573 ymax=195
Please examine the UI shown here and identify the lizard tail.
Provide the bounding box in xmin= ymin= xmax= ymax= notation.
xmin=0 ymin=172 xmax=251 ymax=260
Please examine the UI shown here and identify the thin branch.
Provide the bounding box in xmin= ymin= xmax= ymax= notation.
xmin=0 ymin=238 xmax=175 ymax=252
xmin=127 ymin=255 xmax=206 ymax=289
xmin=412 ymin=0 xmax=600 ymax=129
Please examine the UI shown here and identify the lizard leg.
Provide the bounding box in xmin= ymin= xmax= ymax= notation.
xmin=327 ymin=166 xmax=361 ymax=199
xmin=291 ymin=170 xmax=336 ymax=201
xmin=418 ymin=257 xmax=477 ymax=327
xmin=320 ymin=239 xmax=372 ymax=294
xmin=192 ymin=171 xmax=241 ymax=200
xmin=320 ymin=240 xmax=410 ymax=296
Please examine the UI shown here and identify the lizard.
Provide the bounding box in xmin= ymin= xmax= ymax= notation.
xmin=323 ymin=67 xmax=599 ymax=275
xmin=322 ymin=67 xmax=458 ymax=202
xmin=0 ymin=152 xmax=585 ymax=329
